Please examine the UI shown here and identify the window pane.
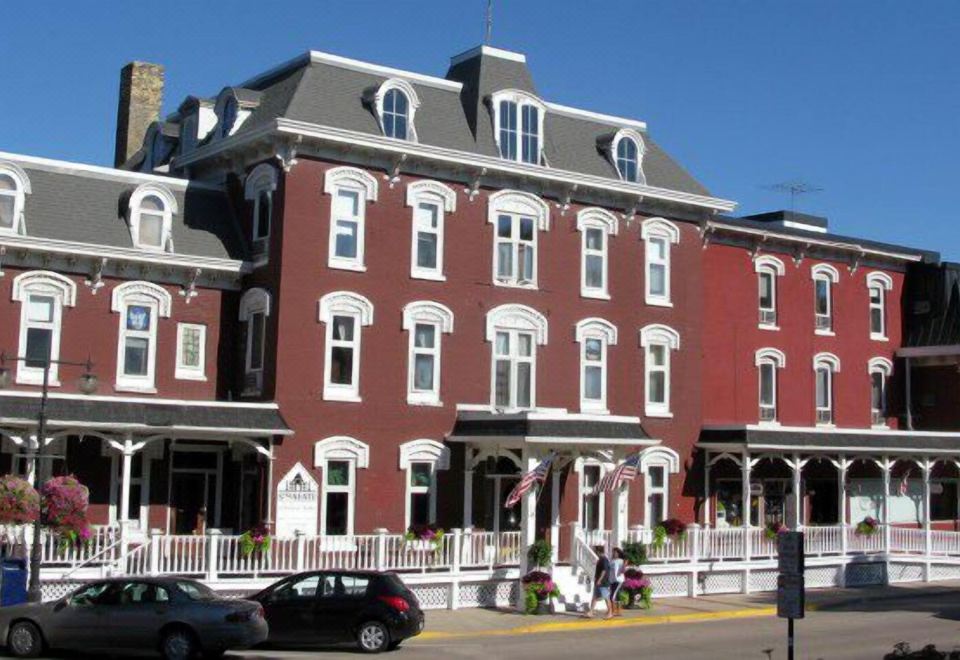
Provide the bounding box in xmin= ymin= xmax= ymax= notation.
xmin=649 ymin=344 xmax=666 ymax=367
xmin=335 ymin=189 xmax=359 ymax=217
xmin=334 ymin=220 xmax=358 ymax=258
xmin=815 ymin=280 xmax=829 ymax=315
xmin=760 ymin=363 xmax=774 ymax=405
xmin=871 ymin=372 xmax=884 ymax=411
xmin=517 ymin=362 xmax=531 ymax=407
xmin=519 ymin=244 xmax=534 ymax=281
xmin=521 ymin=105 xmax=539 ymax=164
xmin=650 ymin=466 xmax=665 ymax=488
xmin=586 ymin=228 xmax=603 ymax=250
xmin=410 ymin=492 xmax=430 ymax=526
xmin=585 ymin=338 xmax=602 ymax=362
xmin=0 ymin=195 xmax=14 ymax=228
xmin=519 ymin=217 xmax=534 ymax=242
xmin=584 ymin=365 xmax=602 ymax=400
xmin=497 ymin=243 xmax=513 ymax=279
xmin=327 ymin=461 xmax=350 ymax=486
xmin=333 ymin=316 xmax=355 ymax=341
xmin=325 ymin=492 xmax=349 ymax=535
xmin=124 ymin=337 xmax=150 ymax=376
xmin=249 ymin=313 xmax=264 ymax=370
xmin=255 ymin=191 xmax=271 ymax=239
xmin=816 ymin=368 xmax=830 ymax=407
xmin=649 ymin=263 xmax=666 ymax=296
xmin=180 ymin=326 xmax=201 ymax=367
xmin=871 ymin=308 xmax=883 ymax=334
xmin=414 ymin=354 xmax=434 ymax=390
xmin=648 ymin=493 xmax=665 ymax=525
xmin=414 ymin=323 xmax=435 ymax=348
xmin=410 ymin=463 xmax=432 ymax=488
xmin=648 ymin=371 xmax=666 ymax=404
xmin=141 ymin=195 xmax=163 ymax=212
xmin=126 ymin=305 xmax=152 ymax=332
xmin=416 ymin=232 xmax=437 ymax=269
xmin=495 ymin=360 xmax=511 ymax=406
xmin=497 ymin=215 xmax=513 ymax=238
xmin=648 ymin=237 xmax=666 ymax=260
xmin=585 ymin=254 xmax=603 ymax=288
xmin=27 ymin=296 xmax=54 ymax=323
xmin=330 ymin=346 xmax=354 ymax=384
xmin=759 ymin=273 xmax=774 ymax=309
xmin=495 ymin=332 xmax=510 ymax=356
xmin=25 ymin=328 xmax=52 ymax=368
xmin=140 ymin=212 xmax=164 ymax=247
xmin=518 ymin=333 xmax=533 ymax=357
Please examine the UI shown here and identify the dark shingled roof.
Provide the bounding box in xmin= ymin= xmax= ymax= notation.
xmin=228 ymin=49 xmax=711 ymax=196
xmin=449 ymin=411 xmax=649 ymax=442
xmin=700 ymin=427 xmax=960 ymax=454
xmin=0 ymin=395 xmax=290 ymax=436
xmin=9 ymin=162 xmax=246 ymax=261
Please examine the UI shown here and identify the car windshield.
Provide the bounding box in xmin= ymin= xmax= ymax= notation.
xmin=175 ymin=581 xmax=217 ymax=601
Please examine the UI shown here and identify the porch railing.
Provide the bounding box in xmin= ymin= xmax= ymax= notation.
xmin=1 ymin=524 xmax=123 ymax=568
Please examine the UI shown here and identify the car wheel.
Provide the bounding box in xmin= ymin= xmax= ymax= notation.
xmin=161 ymin=627 xmax=198 ymax=660
xmin=7 ymin=621 xmax=43 ymax=659
xmin=357 ymin=620 xmax=390 ymax=653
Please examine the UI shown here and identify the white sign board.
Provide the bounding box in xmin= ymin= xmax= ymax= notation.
xmin=275 ymin=463 xmax=319 ymax=537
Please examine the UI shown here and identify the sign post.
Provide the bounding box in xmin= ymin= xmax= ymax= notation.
xmin=777 ymin=531 xmax=805 ymax=660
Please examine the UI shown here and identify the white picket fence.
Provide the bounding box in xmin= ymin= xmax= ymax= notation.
xmin=0 ymin=524 xmax=122 ymax=568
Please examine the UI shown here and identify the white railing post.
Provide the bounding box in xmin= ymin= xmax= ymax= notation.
xmin=374 ymin=528 xmax=388 ymax=572
xmin=295 ymin=531 xmax=306 ymax=572
xmin=149 ymin=529 xmax=161 ymax=576
xmin=451 ymin=528 xmax=462 ymax=574
xmin=115 ymin=523 xmax=128 ymax=577
xmin=461 ymin=527 xmax=473 ymax=567
xmin=687 ymin=523 xmax=700 ymax=598
xmin=205 ymin=529 xmax=220 ymax=582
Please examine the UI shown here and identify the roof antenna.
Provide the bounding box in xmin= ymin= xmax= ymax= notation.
xmin=762 ymin=180 xmax=823 ymax=213
xmin=484 ymin=0 xmax=493 ymax=45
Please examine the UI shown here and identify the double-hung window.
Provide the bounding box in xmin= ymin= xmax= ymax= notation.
xmin=128 ymin=185 xmax=176 ymax=253
xmin=402 ymin=301 xmax=454 ymax=406
xmin=375 ymin=79 xmax=420 ymax=142
xmin=324 ymin=167 xmax=378 ymax=272
xmin=244 ymin=164 xmax=278 ymax=263
xmin=406 ymin=181 xmax=456 ymax=281
xmin=0 ymin=171 xmax=27 ymax=234
xmin=640 ymin=324 xmax=680 ymax=417
xmin=320 ymin=292 xmax=374 ymax=402
xmin=399 ymin=439 xmax=450 ymax=528
xmin=579 ymin=463 xmax=604 ymax=532
xmin=576 ymin=318 xmax=617 ymax=413
xmin=239 ymin=288 xmax=270 ymax=396
xmin=315 ymin=436 xmax=369 ymax=538
xmin=645 ymin=465 xmax=668 ymax=527
xmin=616 ymin=138 xmax=639 ymax=182
xmin=866 ymin=272 xmax=893 ymax=340
xmin=175 ymin=323 xmax=206 ymax=381
xmin=494 ymin=330 xmax=534 ymax=409
xmin=755 ymin=348 xmax=786 ymax=423
xmin=493 ymin=92 xmax=545 ymax=165
xmin=811 ymin=264 xmax=839 ymax=334
xmin=495 ymin=214 xmax=536 ymax=286
xmin=641 ymin=218 xmax=680 ymax=307
xmin=813 ymin=353 xmax=840 ymax=425
xmin=112 ymin=282 xmax=171 ymax=393
xmin=577 ymin=208 xmax=618 ymax=299
xmin=869 ymin=358 xmax=892 ymax=427
xmin=12 ymin=272 xmax=76 ymax=386
xmin=382 ymin=88 xmax=409 ymax=140
xmin=755 ymin=256 xmax=785 ymax=328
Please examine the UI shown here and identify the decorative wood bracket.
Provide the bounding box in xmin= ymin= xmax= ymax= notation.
xmin=749 ymin=235 xmax=769 ymax=261
xmin=792 ymin=242 xmax=811 ymax=267
xmin=699 ymin=220 xmax=715 ymax=249
xmin=180 ymin=268 xmax=202 ymax=304
xmin=276 ymin=136 xmax=302 ymax=172
xmin=847 ymin=249 xmax=866 ymax=274
xmin=383 ymin=153 xmax=408 ymax=189
xmin=85 ymin=257 xmax=108 ymax=294
xmin=554 ymin=184 xmax=578 ymax=216
xmin=464 ymin=167 xmax=487 ymax=201
xmin=622 ymin=195 xmax=644 ymax=226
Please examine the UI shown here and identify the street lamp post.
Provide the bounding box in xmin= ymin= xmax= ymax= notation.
xmin=0 ymin=352 xmax=98 ymax=603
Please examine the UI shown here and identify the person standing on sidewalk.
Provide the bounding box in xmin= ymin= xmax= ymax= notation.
xmin=587 ymin=545 xmax=613 ymax=618
xmin=609 ymin=547 xmax=625 ymax=617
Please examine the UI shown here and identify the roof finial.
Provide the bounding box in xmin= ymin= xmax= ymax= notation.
xmin=484 ymin=0 xmax=493 ymax=45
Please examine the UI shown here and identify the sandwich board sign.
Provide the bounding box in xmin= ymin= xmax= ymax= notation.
xmin=275 ymin=463 xmax=319 ymax=537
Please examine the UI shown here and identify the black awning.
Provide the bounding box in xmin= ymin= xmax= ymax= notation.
xmin=0 ymin=395 xmax=291 ymax=436
xmin=699 ymin=427 xmax=960 ymax=454
xmin=449 ymin=411 xmax=650 ymax=443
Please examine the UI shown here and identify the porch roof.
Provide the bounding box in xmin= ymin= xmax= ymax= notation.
xmin=447 ymin=410 xmax=655 ymax=447
xmin=0 ymin=393 xmax=292 ymax=437
xmin=699 ymin=425 xmax=960 ymax=455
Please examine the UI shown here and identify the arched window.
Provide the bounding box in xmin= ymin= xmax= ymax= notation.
xmin=487 ymin=190 xmax=551 ymax=289
xmin=244 ymin=164 xmax=278 ymax=261
xmin=866 ymin=272 xmax=893 ymax=340
xmin=129 ymin=184 xmax=176 ymax=252
xmin=402 ymin=301 xmax=454 ymax=406
xmin=0 ymin=162 xmax=32 ymax=235
xmin=639 ymin=446 xmax=681 ymax=526
xmin=811 ymin=263 xmax=840 ymax=334
xmin=639 ymin=324 xmax=680 ymax=417
xmin=486 ymin=304 xmax=548 ymax=410
xmin=755 ymin=348 xmax=786 ymax=423
xmin=11 ymin=271 xmax=77 ymax=385
xmin=314 ymin=436 xmax=371 ymax=536
xmin=576 ymin=208 xmax=618 ymax=299
xmin=868 ymin=357 xmax=893 ymax=427
xmin=399 ymin=439 xmax=450 ymax=527
xmin=813 ymin=352 xmax=841 ymax=425
xmin=754 ymin=255 xmax=786 ymax=329
xmin=406 ymin=180 xmax=457 ymax=280
xmin=575 ymin=318 xmax=618 ymax=413
xmin=111 ymin=281 xmax=173 ymax=392
xmin=610 ymin=129 xmax=645 ymax=183
xmin=220 ymin=96 xmax=238 ymax=138
xmin=641 ymin=218 xmax=680 ymax=306
xmin=323 ymin=166 xmax=379 ymax=271
xmin=319 ymin=291 xmax=374 ymax=402
xmin=491 ymin=90 xmax=546 ymax=165
xmin=373 ymin=79 xmax=420 ymax=141
xmin=239 ymin=288 xmax=271 ymax=395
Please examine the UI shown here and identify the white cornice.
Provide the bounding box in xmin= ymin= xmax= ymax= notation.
xmin=0 ymin=233 xmax=247 ymax=274
xmin=0 ymin=150 xmax=221 ymax=191
xmin=309 ymin=51 xmax=463 ymax=92
xmin=0 ymin=389 xmax=281 ymax=409
xmin=545 ymin=102 xmax=647 ymax=131
xmin=705 ymin=423 xmax=960 ymax=438
xmin=450 ymin=45 xmax=527 ymax=65
xmin=176 ymin=118 xmax=735 ymax=213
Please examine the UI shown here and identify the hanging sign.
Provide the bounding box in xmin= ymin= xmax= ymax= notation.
xmin=275 ymin=462 xmax=319 ymax=537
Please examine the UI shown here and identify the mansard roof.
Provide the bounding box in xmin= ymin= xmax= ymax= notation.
xmin=0 ymin=152 xmax=245 ymax=264
xmin=210 ymin=47 xmax=710 ymax=198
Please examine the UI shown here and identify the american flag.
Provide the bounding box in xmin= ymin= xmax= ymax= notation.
xmin=505 ymin=453 xmax=556 ymax=508
xmin=593 ymin=453 xmax=641 ymax=494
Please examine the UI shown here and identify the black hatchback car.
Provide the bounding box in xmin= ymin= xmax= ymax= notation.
xmin=251 ymin=570 xmax=424 ymax=653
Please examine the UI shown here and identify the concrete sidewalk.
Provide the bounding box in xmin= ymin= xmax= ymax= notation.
xmin=418 ymin=580 xmax=960 ymax=639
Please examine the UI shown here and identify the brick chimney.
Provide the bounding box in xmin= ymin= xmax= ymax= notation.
xmin=114 ymin=61 xmax=164 ymax=167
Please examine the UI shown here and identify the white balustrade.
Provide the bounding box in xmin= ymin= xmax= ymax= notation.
xmin=803 ymin=525 xmax=843 ymax=556
xmin=846 ymin=525 xmax=884 ymax=554
xmin=888 ymin=526 xmax=926 ymax=554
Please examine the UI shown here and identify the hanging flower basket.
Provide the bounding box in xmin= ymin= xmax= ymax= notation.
xmin=240 ymin=525 xmax=272 ymax=557
xmin=855 ymin=516 xmax=880 ymax=536
xmin=619 ymin=568 xmax=653 ymax=609
xmin=521 ymin=570 xmax=559 ymax=614
xmin=40 ymin=475 xmax=92 ymax=551
xmin=652 ymin=518 xmax=687 ymax=549
xmin=404 ymin=524 xmax=445 ymax=553
xmin=765 ymin=521 xmax=788 ymax=540
xmin=0 ymin=476 xmax=40 ymax=525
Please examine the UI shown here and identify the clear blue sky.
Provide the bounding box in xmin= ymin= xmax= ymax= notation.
xmin=2 ymin=1 xmax=957 ymax=259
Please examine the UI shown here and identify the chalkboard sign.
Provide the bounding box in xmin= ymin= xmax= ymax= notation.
xmin=778 ymin=531 xmax=805 ymax=575
xmin=777 ymin=573 xmax=805 ymax=619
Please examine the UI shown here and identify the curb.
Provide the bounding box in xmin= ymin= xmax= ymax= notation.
xmin=417 ymin=606 xmax=778 ymax=640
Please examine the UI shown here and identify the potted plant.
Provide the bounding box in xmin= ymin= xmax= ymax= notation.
xmin=40 ymin=475 xmax=91 ymax=552
xmin=526 ymin=539 xmax=553 ymax=569
xmin=651 ymin=518 xmax=687 ymax=549
xmin=240 ymin=524 xmax=272 ymax=558
xmin=404 ymin=524 xmax=445 ymax=553
xmin=0 ymin=475 xmax=40 ymax=527
xmin=619 ymin=567 xmax=653 ymax=609
xmin=855 ymin=516 xmax=880 ymax=536
xmin=520 ymin=570 xmax=559 ymax=614
xmin=765 ymin=521 xmax=787 ymax=540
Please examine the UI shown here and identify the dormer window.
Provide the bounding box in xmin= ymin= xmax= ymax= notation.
xmin=0 ymin=162 xmax=31 ymax=235
xmin=372 ymin=79 xmax=420 ymax=142
xmin=491 ymin=90 xmax=545 ymax=165
xmin=129 ymin=184 xmax=176 ymax=252
xmin=605 ymin=129 xmax=646 ymax=184
xmin=220 ymin=96 xmax=238 ymax=138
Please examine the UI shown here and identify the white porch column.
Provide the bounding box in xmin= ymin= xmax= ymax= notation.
xmin=837 ymin=457 xmax=850 ymax=556
xmin=550 ymin=464 xmax=561 ymax=564
xmin=264 ymin=440 xmax=276 ymax=527
xmin=119 ymin=435 xmax=134 ymax=526
xmin=612 ymin=483 xmax=629 ymax=549
xmin=703 ymin=453 xmax=712 ymax=527
xmin=880 ymin=457 xmax=892 ymax=552
xmin=922 ymin=459 xmax=932 ymax=558
xmin=517 ymin=447 xmax=539 ymax=610
xmin=741 ymin=451 xmax=752 ymax=528
xmin=790 ymin=453 xmax=803 ymax=530
xmin=463 ymin=448 xmax=474 ymax=529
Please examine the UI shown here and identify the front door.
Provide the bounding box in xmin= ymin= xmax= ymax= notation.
xmin=171 ymin=472 xmax=216 ymax=534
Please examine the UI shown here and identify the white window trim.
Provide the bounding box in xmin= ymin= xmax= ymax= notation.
xmin=238 ymin=288 xmax=271 ymax=396
xmin=577 ymin=208 xmax=618 ymax=299
xmin=128 ymin=183 xmax=177 ymax=252
xmin=399 ymin=439 xmax=450 ymax=528
xmin=319 ymin=291 xmax=374 ymax=402
xmin=813 ymin=352 xmax=841 ymax=427
xmin=639 ymin=324 xmax=680 ymax=418
xmin=490 ymin=89 xmax=547 ymax=165
xmin=755 ymin=348 xmax=786 ymax=425
xmin=866 ymin=271 xmax=893 ymax=342
xmin=486 ymin=304 xmax=548 ymax=410
xmin=643 ymin=462 xmax=669 ymax=527
xmin=373 ymin=78 xmax=421 ymax=142
xmin=0 ymin=161 xmax=32 ymax=236
xmin=487 ymin=190 xmax=551 ymax=289
xmin=811 ymin=263 xmax=840 ymax=336
xmin=11 ymin=271 xmax=77 ymax=386
xmin=175 ymin=323 xmax=207 ymax=381
xmin=402 ymin=301 xmax=454 ymax=406
xmin=323 ymin=167 xmax=379 ymax=272
xmin=575 ymin=457 xmax=609 ymax=532
xmin=641 ymin=217 xmax=680 ymax=307
xmin=607 ymin=128 xmax=647 ymax=184
xmin=244 ymin=164 xmax=278 ymax=264
xmin=111 ymin=281 xmax=172 ymax=393
xmin=575 ymin=318 xmax=618 ymax=414
xmin=754 ymin=255 xmax=785 ymax=330
xmin=868 ymin=357 xmax=893 ymax=429
xmin=314 ymin=436 xmax=370 ymax=536
xmin=405 ymin=180 xmax=457 ymax=281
